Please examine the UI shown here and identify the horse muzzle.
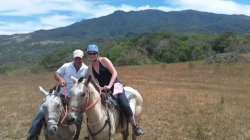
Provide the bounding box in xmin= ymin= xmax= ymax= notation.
xmin=47 ymin=124 xmax=58 ymax=135
xmin=67 ymin=116 xmax=76 ymax=124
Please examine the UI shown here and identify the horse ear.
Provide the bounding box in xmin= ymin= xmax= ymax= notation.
xmin=78 ymin=77 xmax=84 ymax=83
xmin=55 ymin=83 xmax=61 ymax=93
xmin=39 ymin=86 xmax=49 ymax=97
xmin=71 ymin=76 xmax=78 ymax=84
xmin=84 ymin=75 xmax=92 ymax=86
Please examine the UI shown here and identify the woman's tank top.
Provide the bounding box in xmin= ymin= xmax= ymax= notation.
xmin=92 ymin=60 xmax=119 ymax=91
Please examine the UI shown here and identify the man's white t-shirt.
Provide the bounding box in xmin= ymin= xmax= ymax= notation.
xmin=56 ymin=61 xmax=88 ymax=97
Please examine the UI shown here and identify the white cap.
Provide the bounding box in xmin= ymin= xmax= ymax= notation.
xmin=73 ymin=49 xmax=84 ymax=58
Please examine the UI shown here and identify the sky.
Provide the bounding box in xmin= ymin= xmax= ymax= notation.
xmin=0 ymin=0 xmax=250 ymax=35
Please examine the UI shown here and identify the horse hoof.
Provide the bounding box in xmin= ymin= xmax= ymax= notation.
xmin=27 ymin=135 xmax=39 ymax=140
xmin=84 ymin=136 xmax=89 ymax=140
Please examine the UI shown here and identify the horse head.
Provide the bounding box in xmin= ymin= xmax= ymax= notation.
xmin=39 ymin=84 xmax=64 ymax=135
xmin=68 ymin=75 xmax=92 ymax=124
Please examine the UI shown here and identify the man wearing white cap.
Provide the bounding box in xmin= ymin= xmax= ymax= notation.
xmin=55 ymin=49 xmax=88 ymax=98
xmin=27 ymin=49 xmax=88 ymax=140
xmin=54 ymin=49 xmax=88 ymax=140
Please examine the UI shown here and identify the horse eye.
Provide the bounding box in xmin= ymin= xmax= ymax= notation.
xmin=42 ymin=104 xmax=46 ymax=108
xmin=81 ymin=93 xmax=85 ymax=97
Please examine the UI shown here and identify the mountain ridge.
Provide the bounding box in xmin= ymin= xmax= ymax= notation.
xmin=1 ymin=9 xmax=250 ymax=66
xmin=27 ymin=9 xmax=250 ymax=41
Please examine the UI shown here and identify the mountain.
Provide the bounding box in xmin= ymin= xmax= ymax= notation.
xmin=1 ymin=9 xmax=250 ymax=66
xmin=30 ymin=9 xmax=250 ymax=41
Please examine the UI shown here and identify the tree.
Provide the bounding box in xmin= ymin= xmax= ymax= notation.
xmin=211 ymin=32 xmax=236 ymax=53
xmin=39 ymin=47 xmax=73 ymax=71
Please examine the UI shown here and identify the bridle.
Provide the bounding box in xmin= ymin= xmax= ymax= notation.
xmin=70 ymin=83 xmax=102 ymax=114
xmin=44 ymin=94 xmax=65 ymax=126
xmin=74 ymin=84 xmax=111 ymax=139
xmin=69 ymin=82 xmax=112 ymax=139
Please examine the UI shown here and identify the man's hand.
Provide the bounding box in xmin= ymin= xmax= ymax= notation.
xmin=59 ymin=79 xmax=66 ymax=87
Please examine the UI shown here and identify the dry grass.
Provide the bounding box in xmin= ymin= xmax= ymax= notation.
xmin=1 ymin=61 xmax=250 ymax=140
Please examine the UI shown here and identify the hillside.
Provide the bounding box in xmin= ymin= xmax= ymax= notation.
xmin=19 ymin=10 xmax=250 ymax=41
xmin=1 ymin=9 xmax=250 ymax=66
xmin=29 ymin=9 xmax=250 ymax=41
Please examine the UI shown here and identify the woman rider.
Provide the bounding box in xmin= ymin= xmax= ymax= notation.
xmin=86 ymin=44 xmax=143 ymax=136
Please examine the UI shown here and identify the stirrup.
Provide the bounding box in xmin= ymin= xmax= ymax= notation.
xmin=108 ymin=101 xmax=115 ymax=109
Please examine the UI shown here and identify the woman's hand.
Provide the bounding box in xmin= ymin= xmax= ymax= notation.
xmin=101 ymin=85 xmax=111 ymax=92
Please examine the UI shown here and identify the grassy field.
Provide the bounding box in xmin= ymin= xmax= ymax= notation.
xmin=1 ymin=61 xmax=250 ymax=140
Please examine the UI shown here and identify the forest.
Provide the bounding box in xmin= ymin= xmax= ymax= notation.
xmin=39 ymin=32 xmax=250 ymax=70
xmin=1 ymin=31 xmax=250 ymax=74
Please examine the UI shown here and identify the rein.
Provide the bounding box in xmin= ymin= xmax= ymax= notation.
xmin=70 ymin=85 xmax=102 ymax=113
xmin=47 ymin=107 xmax=64 ymax=125
xmin=70 ymin=82 xmax=112 ymax=139
xmin=84 ymin=88 xmax=102 ymax=112
xmin=85 ymin=88 xmax=112 ymax=140
xmin=45 ymin=92 xmax=65 ymax=126
xmin=60 ymin=85 xmax=68 ymax=124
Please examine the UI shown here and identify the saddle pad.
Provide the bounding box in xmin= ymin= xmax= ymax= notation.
xmin=124 ymin=89 xmax=133 ymax=101
xmin=109 ymin=87 xmax=133 ymax=108
xmin=113 ymin=83 xmax=123 ymax=98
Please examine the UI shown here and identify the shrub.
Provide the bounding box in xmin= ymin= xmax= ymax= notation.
xmin=30 ymin=64 xmax=48 ymax=74
xmin=0 ymin=65 xmax=16 ymax=74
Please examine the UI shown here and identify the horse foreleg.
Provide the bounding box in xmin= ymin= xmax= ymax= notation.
xmin=122 ymin=127 xmax=129 ymax=140
xmin=132 ymin=133 xmax=137 ymax=140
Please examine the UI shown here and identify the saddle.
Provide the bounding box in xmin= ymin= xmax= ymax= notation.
xmin=100 ymin=88 xmax=133 ymax=110
xmin=100 ymin=91 xmax=117 ymax=109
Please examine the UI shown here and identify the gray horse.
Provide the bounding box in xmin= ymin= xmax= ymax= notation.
xmin=39 ymin=84 xmax=76 ymax=140
xmin=68 ymin=76 xmax=143 ymax=140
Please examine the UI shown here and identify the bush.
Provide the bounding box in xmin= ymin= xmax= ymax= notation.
xmin=30 ymin=64 xmax=48 ymax=74
xmin=205 ymin=53 xmax=249 ymax=64
xmin=39 ymin=47 xmax=73 ymax=71
xmin=0 ymin=65 xmax=16 ymax=74
xmin=115 ymin=48 xmax=150 ymax=66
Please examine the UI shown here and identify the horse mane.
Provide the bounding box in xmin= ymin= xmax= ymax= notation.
xmin=90 ymin=80 xmax=99 ymax=91
xmin=49 ymin=84 xmax=61 ymax=94
xmin=83 ymin=79 xmax=99 ymax=95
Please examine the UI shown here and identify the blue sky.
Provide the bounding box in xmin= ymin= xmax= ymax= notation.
xmin=0 ymin=0 xmax=250 ymax=35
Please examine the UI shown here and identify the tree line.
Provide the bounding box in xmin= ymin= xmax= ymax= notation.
xmin=39 ymin=32 xmax=250 ymax=71
xmin=1 ymin=31 xmax=250 ymax=74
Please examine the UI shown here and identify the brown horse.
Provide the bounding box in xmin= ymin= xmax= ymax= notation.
xmin=68 ymin=76 xmax=143 ymax=140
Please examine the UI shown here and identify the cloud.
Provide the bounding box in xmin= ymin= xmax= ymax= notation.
xmin=1 ymin=0 xmax=250 ymax=35
xmin=0 ymin=0 xmax=93 ymax=16
xmin=40 ymin=15 xmax=74 ymax=29
xmin=0 ymin=21 xmax=39 ymax=35
xmin=163 ymin=0 xmax=250 ymax=15
xmin=0 ymin=0 xmax=97 ymax=34
xmin=0 ymin=0 xmax=49 ymax=16
xmin=1 ymin=0 xmax=250 ymax=18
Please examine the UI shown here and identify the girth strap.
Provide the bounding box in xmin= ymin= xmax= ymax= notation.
xmin=87 ymin=110 xmax=111 ymax=140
